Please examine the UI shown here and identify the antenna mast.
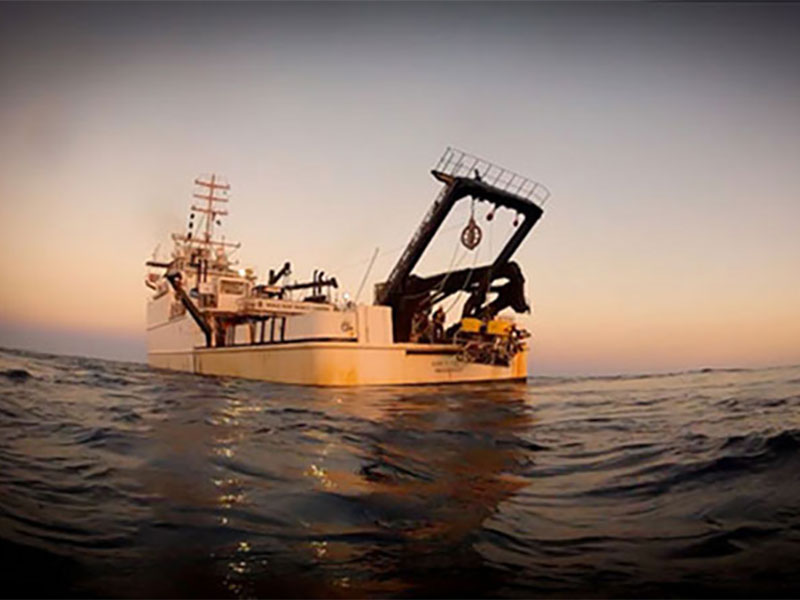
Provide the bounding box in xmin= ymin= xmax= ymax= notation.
xmin=174 ymin=173 xmax=240 ymax=252
xmin=193 ymin=173 xmax=229 ymax=244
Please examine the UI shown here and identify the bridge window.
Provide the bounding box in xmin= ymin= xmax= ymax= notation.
xmin=220 ymin=280 xmax=246 ymax=295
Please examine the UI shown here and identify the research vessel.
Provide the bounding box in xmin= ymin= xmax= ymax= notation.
xmin=145 ymin=148 xmax=549 ymax=386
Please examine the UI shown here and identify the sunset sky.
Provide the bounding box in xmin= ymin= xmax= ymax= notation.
xmin=1 ymin=2 xmax=798 ymax=375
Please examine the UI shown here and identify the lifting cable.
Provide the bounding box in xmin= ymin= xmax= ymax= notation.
xmin=443 ymin=240 xmax=482 ymax=316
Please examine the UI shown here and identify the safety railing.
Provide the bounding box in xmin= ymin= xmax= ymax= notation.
xmin=433 ymin=147 xmax=551 ymax=205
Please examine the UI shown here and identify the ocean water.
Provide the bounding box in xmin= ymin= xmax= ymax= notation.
xmin=1 ymin=347 xmax=800 ymax=598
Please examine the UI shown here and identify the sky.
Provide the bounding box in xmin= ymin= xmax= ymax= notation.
xmin=0 ymin=2 xmax=798 ymax=375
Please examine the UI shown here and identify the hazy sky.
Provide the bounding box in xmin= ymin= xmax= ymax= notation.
xmin=1 ymin=2 xmax=798 ymax=375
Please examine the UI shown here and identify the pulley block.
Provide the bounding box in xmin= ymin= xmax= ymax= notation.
xmin=461 ymin=215 xmax=482 ymax=250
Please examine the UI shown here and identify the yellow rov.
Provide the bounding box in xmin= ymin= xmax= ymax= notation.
xmin=458 ymin=317 xmax=513 ymax=336
xmin=452 ymin=316 xmax=524 ymax=366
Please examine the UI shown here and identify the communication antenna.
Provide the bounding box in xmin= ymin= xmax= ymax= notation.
xmin=193 ymin=174 xmax=230 ymax=243
xmin=355 ymin=247 xmax=380 ymax=304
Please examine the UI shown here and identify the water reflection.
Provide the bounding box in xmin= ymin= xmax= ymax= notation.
xmin=135 ymin=379 xmax=537 ymax=597
xmin=288 ymin=383 xmax=536 ymax=597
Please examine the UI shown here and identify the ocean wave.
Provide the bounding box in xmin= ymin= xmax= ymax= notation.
xmin=1 ymin=347 xmax=799 ymax=597
xmin=1 ymin=368 xmax=32 ymax=382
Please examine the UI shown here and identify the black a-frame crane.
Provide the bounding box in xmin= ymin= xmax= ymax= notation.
xmin=374 ymin=148 xmax=549 ymax=343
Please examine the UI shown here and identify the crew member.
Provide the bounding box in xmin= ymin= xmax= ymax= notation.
xmin=411 ymin=308 xmax=429 ymax=343
xmin=432 ymin=307 xmax=446 ymax=342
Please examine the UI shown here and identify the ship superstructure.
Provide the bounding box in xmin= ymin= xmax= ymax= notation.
xmin=145 ymin=149 xmax=549 ymax=386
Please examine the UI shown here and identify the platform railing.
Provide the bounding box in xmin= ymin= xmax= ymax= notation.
xmin=433 ymin=147 xmax=551 ymax=205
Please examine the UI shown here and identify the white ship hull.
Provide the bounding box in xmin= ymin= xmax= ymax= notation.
xmin=148 ymin=342 xmax=527 ymax=386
